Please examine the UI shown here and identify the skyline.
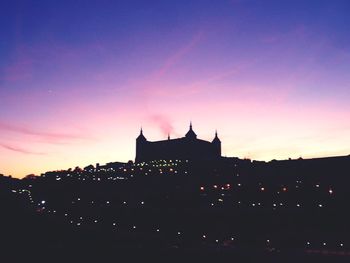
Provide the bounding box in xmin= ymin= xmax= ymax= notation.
xmin=1 ymin=0 xmax=350 ymax=177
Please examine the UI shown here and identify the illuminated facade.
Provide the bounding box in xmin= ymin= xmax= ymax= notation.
xmin=135 ymin=123 xmax=221 ymax=163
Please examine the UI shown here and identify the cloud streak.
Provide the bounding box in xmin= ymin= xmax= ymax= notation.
xmin=153 ymin=31 xmax=203 ymax=79
xmin=0 ymin=143 xmax=46 ymax=155
xmin=0 ymin=121 xmax=90 ymax=144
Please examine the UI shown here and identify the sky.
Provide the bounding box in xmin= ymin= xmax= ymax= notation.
xmin=0 ymin=0 xmax=350 ymax=178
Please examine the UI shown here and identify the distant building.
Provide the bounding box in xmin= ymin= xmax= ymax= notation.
xmin=135 ymin=123 xmax=221 ymax=163
xmin=95 ymin=162 xmax=126 ymax=171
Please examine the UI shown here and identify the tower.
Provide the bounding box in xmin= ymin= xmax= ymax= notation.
xmin=185 ymin=122 xmax=197 ymax=140
xmin=212 ymin=130 xmax=221 ymax=157
xmin=136 ymin=128 xmax=147 ymax=162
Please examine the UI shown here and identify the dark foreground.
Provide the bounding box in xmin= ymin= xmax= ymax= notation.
xmin=1 ymin=157 xmax=350 ymax=262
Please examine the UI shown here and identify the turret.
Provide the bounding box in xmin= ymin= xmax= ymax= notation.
xmin=136 ymin=128 xmax=147 ymax=142
xmin=212 ymin=130 xmax=221 ymax=157
xmin=136 ymin=128 xmax=147 ymax=162
xmin=185 ymin=122 xmax=197 ymax=140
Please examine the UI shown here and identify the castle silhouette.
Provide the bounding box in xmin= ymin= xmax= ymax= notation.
xmin=136 ymin=123 xmax=221 ymax=162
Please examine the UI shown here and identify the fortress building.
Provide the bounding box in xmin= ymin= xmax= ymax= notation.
xmin=135 ymin=123 xmax=221 ymax=163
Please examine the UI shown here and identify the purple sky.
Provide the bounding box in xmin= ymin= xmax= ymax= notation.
xmin=1 ymin=0 xmax=350 ymax=177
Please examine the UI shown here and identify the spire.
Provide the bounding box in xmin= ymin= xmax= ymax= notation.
xmin=168 ymin=133 xmax=170 ymax=140
xmin=185 ymin=122 xmax=197 ymax=139
xmin=212 ymin=129 xmax=221 ymax=143
xmin=137 ymin=127 xmax=147 ymax=141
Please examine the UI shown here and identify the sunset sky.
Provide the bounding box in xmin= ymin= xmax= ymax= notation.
xmin=1 ymin=0 xmax=350 ymax=177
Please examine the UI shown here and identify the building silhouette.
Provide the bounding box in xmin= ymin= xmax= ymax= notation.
xmin=135 ymin=123 xmax=221 ymax=163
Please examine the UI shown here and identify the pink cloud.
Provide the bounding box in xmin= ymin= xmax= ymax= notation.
xmin=148 ymin=114 xmax=175 ymax=137
xmin=0 ymin=121 xmax=90 ymax=144
xmin=0 ymin=143 xmax=46 ymax=155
